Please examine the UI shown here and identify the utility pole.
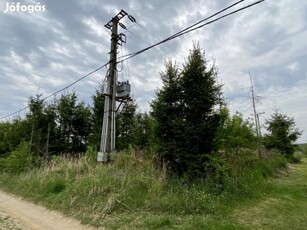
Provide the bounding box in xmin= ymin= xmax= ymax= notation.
xmin=29 ymin=124 xmax=34 ymax=154
xmin=256 ymin=112 xmax=265 ymax=137
xmin=249 ymin=72 xmax=263 ymax=158
xmin=98 ymin=10 xmax=133 ymax=163
xmin=249 ymin=73 xmax=259 ymax=139
xmin=46 ymin=122 xmax=50 ymax=160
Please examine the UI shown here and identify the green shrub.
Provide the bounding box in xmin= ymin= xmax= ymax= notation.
xmin=0 ymin=141 xmax=39 ymax=174
xmin=213 ymin=150 xmax=287 ymax=195
xmin=0 ymin=147 xmax=289 ymax=228
xmin=84 ymin=146 xmax=97 ymax=164
xmin=289 ymin=151 xmax=304 ymax=163
xmin=45 ymin=176 xmax=66 ymax=194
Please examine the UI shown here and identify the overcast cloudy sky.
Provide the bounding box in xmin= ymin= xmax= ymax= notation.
xmin=0 ymin=0 xmax=306 ymax=143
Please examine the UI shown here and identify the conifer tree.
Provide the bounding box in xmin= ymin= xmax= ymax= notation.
xmin=116 ymin=100 xmax=137 ymax=150
xmin=151 ymin=60 xmax=184 ymax=171
xmin=264 ymin=111 xmax=302 ymax=157
xmin=152 ymin=45 xmax=223 ymax=178
xmin=89 ymin=86 xmax=105 ymax=149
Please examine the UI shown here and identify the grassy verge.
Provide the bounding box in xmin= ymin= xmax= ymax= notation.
xmin=0 ymin=148 xmax=299 ymax=229
xmin=232 ymin=158 xmax=307 ymax=229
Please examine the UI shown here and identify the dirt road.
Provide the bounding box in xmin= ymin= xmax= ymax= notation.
xmin=0 ymin=190 xmax=103 ymax=230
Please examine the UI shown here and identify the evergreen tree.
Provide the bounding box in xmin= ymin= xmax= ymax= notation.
xmin=116 ymin=100 xmax=137 ymax=150
xmin=133 ymin=112 xmax=156 ymax=149
xmin=56 ymin=92 xmax=76 ymax=152
xmin=264 ymin=110 xmax=302 ymax=157
xmin=43 ymin=102 xmax=58 ymax=157
xmin=0 ymin=122 xmax=13 ymax=155
xmin=5 ymin=117 xmax=29 ymax=153
xmin=152 ymin=45 xmax=223 ymax=178
xmin=180 ymin=44 xmax=222 ymax=176
xmin=151 ymin=60 xmax=184 ymax=171
xmin=71 ymin=102 xmax=92 ymax=152
xmin=89 ymin=86 xmax=105 ymax=149
xmin=56 ymin=92 xmax=91 ymax=154
xmin=27 ymin=94 xmax=52 ymax=156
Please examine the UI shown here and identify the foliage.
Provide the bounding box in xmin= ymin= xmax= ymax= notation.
xmin=116 ymin=100 xmax=137 ymax=150
xmin=0 ymin=118 xmax=29 ymax=155
xmin=0 ymin=141 xmax=38 ymax=173
xmin=89 ymin=85 xmax=105 ymax=149
xmin=56 ymin=92 xmax=92 ymax=153
xmin=133 ymin=112 xmax=156 ymax=150
xmin=151 ymin=60 xmax=184 ymax=172
xmin=264 ymin=111 xmax=302 ymax=158
xmin=0 ymin=122 xmax=11 ymax=155
xmin=26 ymin=94 xmax=58 ymax=157
xmin=116 ymin=100 xmax=156 ymax=151
xmin=0 ymin=86 xmax=157 ymax=159
xmin=151 ymin=44 xmax=223 ymax=178
xmin=0 ymin=148 xmax=289 ymax=229
xmin=218 ymin=108 xmax=257 ymax=153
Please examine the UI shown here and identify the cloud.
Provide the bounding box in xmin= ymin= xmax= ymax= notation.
xmin=0 ymin=0 xmax=306 ymax=142
xmin=286 ymin=62 xmax=299 ymax=73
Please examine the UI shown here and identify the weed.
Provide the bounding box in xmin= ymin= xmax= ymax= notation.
xmin=0 ymin=148 xmax=293 ymax=229
xmin=45 ymin=177 xmax=66 ymax=194
xmin=0 ymin=142 xmax=38 ymax=174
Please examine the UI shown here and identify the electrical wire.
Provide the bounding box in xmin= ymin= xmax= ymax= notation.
xmin=0 ymin=0 xmax=265 ymax=120
xmin=127 ymin=27 xmax=184 ymax=59
xmin=0 ymin=62 xmax=110 ymax=120
xmin=135 ymin=22 xmax=185 ymax=59
xmin=117 ymin=0 xmax=265 ymax=63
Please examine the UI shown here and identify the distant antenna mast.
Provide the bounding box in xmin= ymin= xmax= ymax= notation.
xmin=249 ymin=72 xmax=259 ymax=139
xmin=249 ymin=72 xmax=263 ymax=158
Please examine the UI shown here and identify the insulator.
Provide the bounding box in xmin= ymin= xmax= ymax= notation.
xmin=128 ymin=15 xmax=136 ymax=23
xmin=119 ymin=22 xmax=127 ymax=30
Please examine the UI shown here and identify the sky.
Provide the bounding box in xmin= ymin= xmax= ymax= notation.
xmin=0 ymin=0 xmax=306 ymax=143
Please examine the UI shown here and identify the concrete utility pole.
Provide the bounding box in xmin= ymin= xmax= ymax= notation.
xmin=98 ymin=10 xmax=132 ymax=163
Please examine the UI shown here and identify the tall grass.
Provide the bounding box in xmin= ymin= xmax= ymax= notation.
xmin=0 ymin=147 xmax=288 ymax=228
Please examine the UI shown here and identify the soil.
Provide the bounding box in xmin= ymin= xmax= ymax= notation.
xmin=0 ymin=190 xmax=104 ymax=230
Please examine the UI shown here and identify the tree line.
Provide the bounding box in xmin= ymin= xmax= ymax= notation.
xmin=0 ymin=44 xmax=302 ymax=178
xmin=0 ymin=89 xmax=154 ymax=158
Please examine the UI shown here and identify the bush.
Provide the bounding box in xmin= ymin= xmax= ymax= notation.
xmin=289 ymin=151 xmax=304 ymax=163
xmin=0 ymin=141 xmax=39 ymax=174
xmin=212 ymin=150 xmax=287 ymax=195
xmin=45 ymin=176 xmax=66 ymax=194
xmin=264 ymin=111 xmax=302 ymax=158
xmin=0 ymin=147 xmax=289 ymax=228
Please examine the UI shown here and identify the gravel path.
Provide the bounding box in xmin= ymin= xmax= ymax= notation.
xmin=0 ymin=190 xmax=103 ymax=230
xmin=0 ymin=208 xmax=27 ymax=230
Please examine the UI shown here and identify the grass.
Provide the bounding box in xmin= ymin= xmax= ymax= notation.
xmin=0 ymin=148 xmax=306 ymax=229
xmin=233 ymin=158 xmax=307 ymax=229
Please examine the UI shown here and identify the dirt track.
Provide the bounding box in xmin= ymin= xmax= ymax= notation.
xmin=0 ymin=190 xmax=103 ymax=230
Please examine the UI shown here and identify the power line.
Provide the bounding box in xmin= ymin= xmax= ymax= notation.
xmin=117 ymin=0 xmax=265 ymax=62
xmin=0 ymin=0 xmax=265 ymax=121
xmin=125 ymin=30 xmax=163 ymax=63
xmin=135 ymin=22 xmax=185 ymax=59
xmin=0 ymin=62 xmax=109 ymax=120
